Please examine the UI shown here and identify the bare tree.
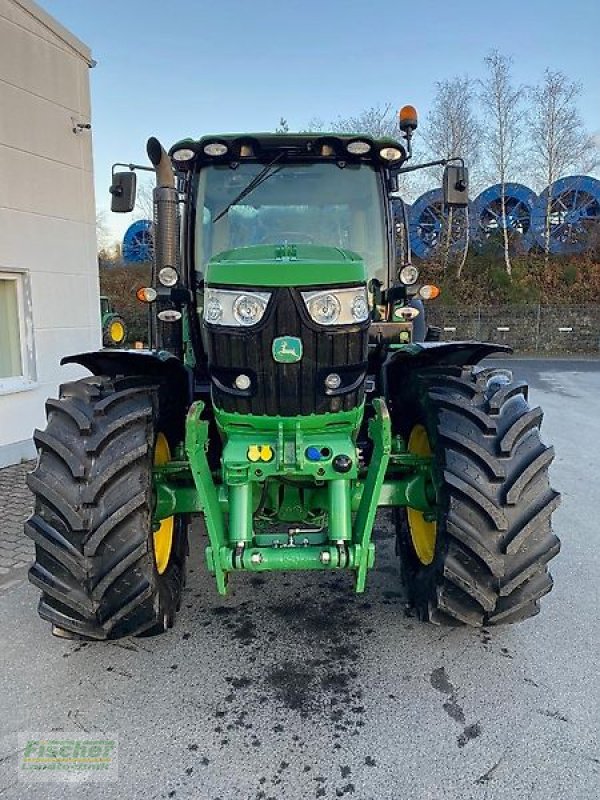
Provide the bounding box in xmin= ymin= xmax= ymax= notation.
xmin=134 ymin=175 xmax=155 ymax=222
xmin=424 ymin=76 xmax=482 ymax=183
xmin=528 ymin=69 xmax=599 ymax=260
xmin=329 ymin=103 xmax=427 ymax=204
xmin=275 ymin=117 xmax=290 ymax=133
xmin=480 ymin=51 xmax=525 ymax=277
xmin=329 ymin=102 xmax=398 ymax=139
xmin=423 ymin=76 xmax=482 ymax=275
xmin=96 ymin=210 xmax=110 ymax=251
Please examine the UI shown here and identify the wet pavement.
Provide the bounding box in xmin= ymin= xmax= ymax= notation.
xmin=0 ymin=358 xmax=598 ymax=800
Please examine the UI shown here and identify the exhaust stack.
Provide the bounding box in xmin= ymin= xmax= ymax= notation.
xmin=146 ymin=136 xmax=180 ymax=278
xmin=146 ymin=136 xmax=181 ymax=352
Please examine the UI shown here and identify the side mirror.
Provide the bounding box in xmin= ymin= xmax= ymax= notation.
xmin=110 ymin=171 xmax=137 ymax=213
xmin=443 ymin=164 xmax=469 ymax=208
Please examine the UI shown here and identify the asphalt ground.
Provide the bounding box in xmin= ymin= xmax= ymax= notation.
xmin=0 ymin=358 xmax=598 ymax=800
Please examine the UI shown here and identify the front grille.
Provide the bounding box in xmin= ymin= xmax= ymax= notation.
xmin=205 ymin=288 xmax=368 ymax=416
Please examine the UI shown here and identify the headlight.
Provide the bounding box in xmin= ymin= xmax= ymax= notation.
xmin=379 ymin=146 xmax=404 ymax=162
xmin=302 ymin=287 xmax=369 ymax=326
xmin=203 ymin=288 xmax=271 ymax=327
xmin=399 ymin=265 xmax=419 ymax=285
xmin=233 ymin=294 xmax=269 ymax=326
xmin=203 ymin=142 xmax=228 ymax=156
xmin=347 ymin=140 xmax=371 ymax=155
xmin=307 ymin=293 xmax=341 ymax=324
xmin=171 ymin=148 xmax=195 ymax=162
xmin=158 ymin=266 xmax=178 ymax=287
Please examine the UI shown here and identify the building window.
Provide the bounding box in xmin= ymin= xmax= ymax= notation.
xmin=0 ymin=271 xmax=35 ymax=392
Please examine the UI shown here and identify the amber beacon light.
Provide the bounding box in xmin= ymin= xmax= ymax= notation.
xmin=399 ymin=105 xmax=418 ymax=133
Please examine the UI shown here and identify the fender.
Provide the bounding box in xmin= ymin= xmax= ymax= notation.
xmin=61 ymin=349 xmax=193 ymax=444
xmin=383 ymin=340 xmax=512 ymax=392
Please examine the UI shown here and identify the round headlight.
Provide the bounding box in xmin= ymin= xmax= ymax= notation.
xmin=307 ymin=293 xmax=341 ymax=325
xmin=347 ymin=140 xmax=371 ymax=155
xmin=399 ymin=265 xmax=419 ymax=285
xmin=203 ymin=142 xmax=228 ymax=157
xmin=205 ymin=295 xmax=223 ymax=323
xmin=172 ymin=148 xmax=195 ymax=162
xmin=325 ymin=373 xmax=342 ymax=390
xmin=235 ymin=374 xmax=251 ymax=390
xmin=379 ymin=147 xmax=403 ymax=162
xmin=233 ymin=294 xmax=268 ymax=326
xmin=158 ymin=266 xmax=178 ymax=287
xmin=351 ymin=292 xmax=369 ymax=322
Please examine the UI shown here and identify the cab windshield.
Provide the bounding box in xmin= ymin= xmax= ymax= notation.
xmin=193 ymin=161 xmax=388 ymax=284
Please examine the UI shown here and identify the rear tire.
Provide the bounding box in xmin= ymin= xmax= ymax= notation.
xmin=393 ymin=365 xmax=561 ymax=626
xmin=25 ymin=376 xmax=187 ymax=640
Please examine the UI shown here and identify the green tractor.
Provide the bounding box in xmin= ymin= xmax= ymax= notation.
xmin=25 ymin=107 xmax=560 ymax=639
xmin=100 ymin=295 xmax=127 ymax=347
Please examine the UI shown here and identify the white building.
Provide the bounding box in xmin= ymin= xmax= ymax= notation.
xmin=0 ymin=0 xmax=100 ymax=467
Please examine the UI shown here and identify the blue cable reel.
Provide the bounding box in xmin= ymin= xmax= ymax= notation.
xmin=531 ymin=175 xmax=600 ymax=254
xmin=123 ymin=219 xmax=154 ymax=263
xmin=408 ymin=189 xmax=470 ymax=260
xmin=471 ymin=183 xmax=537 ymax=251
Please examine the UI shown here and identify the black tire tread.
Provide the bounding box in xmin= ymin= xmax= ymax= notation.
xmin=395 ymin=365 xmax=560 ymax=627
xmin=25 ymin=375 xmax=185 ymax=640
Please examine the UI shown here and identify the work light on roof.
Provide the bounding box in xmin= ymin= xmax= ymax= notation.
xmin=379 ymin=147 xmax=403 ymax=162
xmin=203 ymin=142 xmax=229 ymax=157
xmin=347 ymin=140 xmax=371 ymax=156
xmin=171 ymin=148 xmax=195 ymax=162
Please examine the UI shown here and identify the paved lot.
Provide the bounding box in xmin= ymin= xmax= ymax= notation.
xmin=0 ymin=462 xmax=33 ymax=577
xmin=0 ymin=358 xmax=598 ymax=800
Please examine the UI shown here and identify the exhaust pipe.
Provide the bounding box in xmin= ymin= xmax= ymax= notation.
xmin=146 ymin=136 xmax=179 ymax=277
xmin=147 ymin=136 xmax=175 ymax=188
xmin=146 ymin=137 xmax=180 ymax=352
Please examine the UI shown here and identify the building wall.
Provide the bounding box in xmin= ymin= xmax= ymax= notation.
xmin=0 ymin=0 xmax=100 ymax=467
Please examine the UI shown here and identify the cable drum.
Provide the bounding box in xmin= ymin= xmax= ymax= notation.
xmin=122 ymin=219 xmax=154 ymax=263
xmin=471 ymin=183 xmax=537 ymax=252
xmin=408 ymin=189 xmax=470 ymax=260
xmin=531 ymin=175 xmax=600 ymax=254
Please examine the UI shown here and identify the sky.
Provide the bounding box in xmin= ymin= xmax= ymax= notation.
xmin=39 ymin=0 xmax=600 ymax=243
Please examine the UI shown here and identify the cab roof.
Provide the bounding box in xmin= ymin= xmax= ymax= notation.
xmin=168 ymin=132 xmax=407 ymax=168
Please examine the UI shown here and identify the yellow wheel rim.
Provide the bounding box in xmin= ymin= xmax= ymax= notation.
xmin=153 ymin=433 xmax=174 ymax=574
xmin=407 ymin=424 xmax=437 ymax=566
xmin=109 ymin=320 xmax=125 ymax=343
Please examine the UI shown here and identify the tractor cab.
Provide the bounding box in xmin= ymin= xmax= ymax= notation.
xmin=178 ymin=133 xmax=405 ymax=291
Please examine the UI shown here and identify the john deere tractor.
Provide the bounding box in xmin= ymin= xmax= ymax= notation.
xmin=100 ymin=295 xmax=127 ymax=347
xmin=25 ymin=107 xmax=560 ymax=639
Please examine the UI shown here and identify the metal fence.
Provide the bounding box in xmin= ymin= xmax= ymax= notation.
xmin=426 ymin=304 xmax=600 ymax=353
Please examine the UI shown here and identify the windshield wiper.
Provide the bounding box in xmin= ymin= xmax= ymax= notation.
xmin=212 ymin=153 xmax=285 ymax=224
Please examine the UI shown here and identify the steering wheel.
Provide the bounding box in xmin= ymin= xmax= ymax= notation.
xmin=258 ymin=231 xmax=315 ymax=244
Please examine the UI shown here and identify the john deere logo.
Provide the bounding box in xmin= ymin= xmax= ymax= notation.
xmin=272 ymin=336 xmax=303 ymax=363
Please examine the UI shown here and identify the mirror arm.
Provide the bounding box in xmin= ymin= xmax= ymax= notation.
xmin=395 ymin=156 xmax=464 ymax=175
xmin=111 ymin=162 xmax=155 ymax=176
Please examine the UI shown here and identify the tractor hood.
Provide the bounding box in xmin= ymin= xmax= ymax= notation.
xmin=205 ymin=244 xmax=366 ymax=287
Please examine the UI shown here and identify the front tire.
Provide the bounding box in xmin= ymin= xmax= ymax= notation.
xmin=25 ymin=376 xmax=187 ymax=640
xmin=394 ymin=365 xmax=561 ymax=626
